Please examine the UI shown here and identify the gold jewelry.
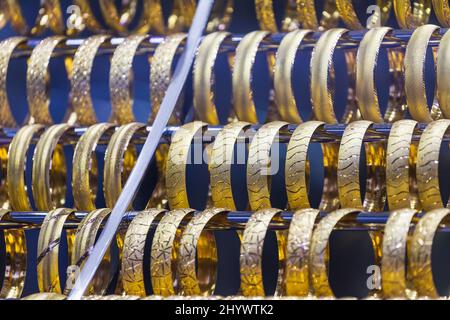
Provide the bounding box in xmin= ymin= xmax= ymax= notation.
xmin=72 ymin=0 xmax=105 ymax=33
xmin=337 ymin=120 xmax=387 ymax=212
xmin=417 ymin=119 xmax=450 ymax=210
xmin=274 ymin=29 xmax=313 ymax=124
xmin=206 ymin=0 xmax=233 ymax=32
xmin=436 ymin=29 xmax=450 ymax=119
xmin=356 ymin=27 xmax=406 ymax=123
xmin=178 ymin=208 xmax=229 ymax=296
xmin=0 ymin=133 xmax=8 ymax=209
xmin=297 ymin=0 xmax=340 ymax=30
xmin=410 ymin=208 xmax=450 ymax=298
xmin=433 ymin=0 xmax=450 ymax=26
xmin=386 ymin=120 xmax=420 ymax=210
xmin=98 ymin=0 xmax=137 ymax=32
xmin=0 ymin=2 xmax=8 ymax=30
xmin=285 ymin=121 xmax=340 ymax=212
xmin=254 ymin=0 xmax=303 ymax=32
xmin=394 ymin=0 xmax=431 ymax=29
xmin=22 ymin=293 xmax=66 ymax=300
xmin=405 ymin=24 xmax=442 ymax=123
xmin=32 ymin=124 xmax=73 ymax=211
xmin=166 ymin=121 xmax=207 ymax=209
xmin=72 ymin=123 xmax=115 ymax=211
xmin=337 ymin=0 xmax=392 ymax=29
xmin=247 ymin=121 xmax=289 ymax=211
xmin=210 ymin=121 xmax=250 ymax=210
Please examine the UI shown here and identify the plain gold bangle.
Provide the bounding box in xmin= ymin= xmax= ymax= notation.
xmin=436 ymin=29 xmax=450 ymax=119
xmin=394 ymin=0 xmax=431 ymax=29
xmin=337 ymin=0 xmax=392 ymax=29
xmin=297 ymin=0 xmax=340 ymax=30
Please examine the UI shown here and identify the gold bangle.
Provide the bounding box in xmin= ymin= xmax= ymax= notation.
xmin=206 ymin=0 xmax=233 ymax=32
xmin=168 ymin=0 xmax=197 ymax=32
xmin=166 ymin=121 xmax=207 ymax=209
xmin=70 ymin=35 xmax=111 ymax=126
xmin=254 ymin=0 xmax=303 ymax=32
xmin=356 ymin=27 xmax=406 ymax=123
xmin=274 ymin=29 xmax=313 ymax=124
xmin=381 ymin=208 xmax=419 ymax=298
xmin=285 ymin=121 xmax=340 ymax=212
xmin=72 ymin=0 xmax=105 ymax=33
xmin=150 ymin=208 xmax=196 ymax=296
xmin=178 ymin=208 xmax=229 ymax=296
xmin=337 ymin=120 xmax=387 ymax=212
xmin=0 ymin=36 xmax=27 ymax=127
xmin=32 ymin=124 xmax=73 ymax=211
xmin=417 ymin=119 xmax=450 ymax=210
xmin=210 ymin=121 xmax=251 ymax=210
xmin=433 ymin=0 xmax=450 ymax=27
xmin=394 ymin=0 xmax=431 ymax=29
xmin=72 ymin=123 xmax=115 ymax=211
xmin=150 ymin=33 xmax=187 ymax=125
xmin=37 ymin=208 xmax=77 ymax=293
xmin=247 ymin=121 xmax=289 ymax=211
xmin=386 ymin=120 xmax=420 ymax=210
xmin=0 ymin=1 xmax=8 ymax=30
xmin=22 ymin=293 xmax=66 ymax=300
xmin=410 ymin=208 xmax=450 ymax=297
xmin=297 ymin=0 xmax=339 ymax=30
xmin=0 ymin=134 xmax=8 ymax=209
xmin=337 ymin=0 xmax=392 ymax=29
xmin=7 ymin=124 xmax=45 ymax=211
xmin=98 ymin=0 xmax=137 ymax=33
xmin=240 ymin=208 xmax=285 ymax=297
xmin=405 ymin=24 xmax=442 ymax=123
xmin=285 ymin=208 xmax=320 ymax=296
xmin=436 ymin=30 xmax=450 ymax=119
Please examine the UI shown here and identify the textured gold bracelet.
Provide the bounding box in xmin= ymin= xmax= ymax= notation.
xmin=394 ymin=0 xmax=431 ymax=29
xmin=337 ymin=0 xmax=392 ymax=29
xmin=254 ymin=0 xmax=303 ymax=32
xmin=98 ymin=0 xmax=137 ymax=32
xmin=72 ymin=0 xmax=106 ymax=33
xmin=436 ymin=30 xmax=450 ymax=119
xmin=22 ymin=293 xmax=66 ymax=300
xmin=433 ymin=0 xmax=450 ymax=27
xmin=297 ymin=0 xmax=340 ymax=30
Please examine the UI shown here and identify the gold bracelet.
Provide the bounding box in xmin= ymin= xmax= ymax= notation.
xmin=436 ymin=30 xmax=450 ymax=119
xmin=337 ymin=120 xmax=387 ymax=212
xmin=72 ymin=0 xmax=105 ymax=33
xmin=247 ymin=121 xmax=289 ymax=211
xmin=0 ymin=133 xmax=8 ymax=209
xmin=274 ymin=29 xmax=313 ymax=124
xmin=210 ymin=121 xmax=251 ymax=210
xmin=150 ymin=33 xmax=187 ymax=124
xmin=285 ymin=121 xmax=340 ymax=212
xmin=70 ymin=35 xmax=111 ymax=126
xmin=394 ymin=0 xmax=431 ymax=29
xmin=297 ymin=0 xmax=339 ymax=30
xmin=433 ymin=0 xmax=450 ymax=26
xmin=417 ymin=119 xmax=450 ymax=210
xmin=0 ymin=1 xmax=8 ymax=30
xmin=22 ymin=293 xmax=66 ymax=300
xmin=386 ymin=120 xmax=420 ymax=210
xmin=285 ymin=208 xmax=320 ymax=296
xmin=178 ymin=208 xmax=229 ymax=296
xmin=381 ymin=208 xmax=419 ymax=298
xmin=166 ymin=121 xmax=207 ymax=209
xmin=32 ymin=124 xmax=73 ymax=211
xmin=356 ymin=27 xmax=406 ymax=123
xmin=254 ymin=0 xmax=303 ymax=32
xmin=98 ymin=0 xmax=137 ymax=32
xmin=0 ymin=36 xmax=27 ymax=127
xmin=410 ymin=208 xmax=450 ymax=298
xmin=405 ymin=24 xmax=442 ymax=123
xmin=337 ymin=0 xmax=392 ymax=29
xmin=72 ymin=123 xmax=115 ymax=211
xmin=37 ymin=208 xmax=77 ymax=293
xmin=151 ymin=208 xmax=196 ymax=296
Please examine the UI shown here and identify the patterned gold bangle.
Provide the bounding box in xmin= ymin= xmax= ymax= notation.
xmin=70 ymin=35 xmax=111 ymax=126
xmin=285 ymin=121 xmax=340 ymax=212
xmin=337 ymin=120 xmax=387 ymax=212
xmin=436 ymin=30 xmax=450 ymax=119
xmin=337 ymin=0 xmax=392 ymax=29
xmin=210 ymin=121 xmax=251 ymax=210
xmin=254 ymin=0 xmax=303 ymax=32
xmin=394 ymin=0 xmax=431 ymax=29
xmin=0 ymin=133 xmax=8 ymax=209
xmin=166 ymin=121 xmax=207 ymax=209
xmin=410 ymin=208 xmax=450 ymax=298
xmin=178 ymin=208 xmax=229 ymax=296
xmin=417 ymin=119 xmax=450 ymax=210
xmin=433 ymin=0 xmax=450 ymax=27
xmin=274 ymin=29 xmax=313 ymax=124
xmin=150 ymin=33 xmax=187 ymax=125
xmin=72 ymin=123 xmax=115 ymax=211
xmin=297 ymin=0 xmax=339 ymax=30
xmin=72 ymin=0 xmax=105 ymax=33
xmin=31 ymin=124 xmax=73 ymax=211
xmin=240 ymin=208 xmax=285 ymax=297
xmin=98 ymin=0 xmax=137 ymax=33
xmin=247 ymin=121 xmax=289 ymax=211
xmin=37 ymin=208 xmax=77 ymax=293
xmin=356 ymin=27 xmax=406 ymax=123
xmin=285 ymin=208 xmax=320 ymax=296
xmin=150 ymin=208 xmax=196 ymax=296
xmin=381 ymin=208 xmax=419 ymax=298
xmin=386 ymin=120 xmax=420 ymax=210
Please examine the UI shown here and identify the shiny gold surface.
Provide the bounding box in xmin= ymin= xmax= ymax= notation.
xmin=337 ymin=0 xmax=392 ymax=29
xmin=297 ymin=0 xmax=340 ymax=30
xmin=436 ymin=29 xmax=450 ymax=119
xmin=394 ymin=0 xmax=431 ymax=28
xmin=254 ymin=0 xmax=302 ymax=32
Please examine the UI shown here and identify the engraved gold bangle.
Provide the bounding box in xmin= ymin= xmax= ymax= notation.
xmin=410 ymin=208 xmax=450 ymax=298
xmin=240 ymin=208 xmax=286 ymax=297
xmin=356 ymin=27 xmax=406 ymax=123
xmin=247 ymin=121 xmax=289 ymax=211
xmin=37 ymin=208 xmax=77 ymax=293
xmin=436 ymin=29 xmax=450 ymax=119
xmin=254 ymin=0 xmax=303 ymax=32
xmin=394 ymin=0 xmax=431 ymax=29
xmin=381 ymin=208 xmax=419 ymax=299
xmin=151 ymin=208 xmax=196 ymax=296
xmin=337 ymin=0 xmax=392 ymax=29
xmin=274 ymin=29 xmax=313 ymax=124
xmin=433 ymin=0 xmax=450 ymax=27
xmin=178 ymin=208 xmax=229 ymax=296
xmin=210 ymin=121 xmax=251 ymax=210
xmin=297 ymin=0 xmax=340 ymax=30
xmin=0 ymin=134 xmax=8 ymax=210
xmin=417 ymin=119 xmax=450 ymax=210
xmin=70 ymin=35 xmax=111 ymax=126
xmin=166 ymin=121 xmax=207 ymax=209
xmin=405 ymin=24 xmax=442 ymax=123
xmin=72 ymin=123 xmax=115 ymax=211
xmin=32 ymin=124 xmax=73 ymax=211
xmin=337 ymin=120 xmax=387 ymax=212
xmin=386 ymin=120 xmax=420 ymax=210
xmin=285 ymin=121 xmax=340 ymax=212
